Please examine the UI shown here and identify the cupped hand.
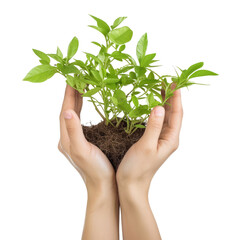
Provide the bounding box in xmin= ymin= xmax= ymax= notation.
xmin=117 ymin=87 xmax=183 ymax=192
xmin=58 ymin=85 xmax=115 ymax=193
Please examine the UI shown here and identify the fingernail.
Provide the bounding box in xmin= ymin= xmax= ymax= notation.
xmin=154 ymin=106 xmax=164 ymax=117
xmin=63 ymin=111 xmax=72 ymax=119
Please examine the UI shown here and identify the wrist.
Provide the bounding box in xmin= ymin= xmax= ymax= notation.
xmin=118 ymin=182 xmax=149 ymax=206
xmin=87 ymin=179 xmax=118 ymax=203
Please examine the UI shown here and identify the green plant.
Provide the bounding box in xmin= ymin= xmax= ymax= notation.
xmin=23 ymin=15 xmax=218 ymax=135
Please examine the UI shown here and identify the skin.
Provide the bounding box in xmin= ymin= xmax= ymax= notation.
xmin=116 ymin=85 xmax=183 ymax=240
xmin=58 ymin=84 xmax=183 ymax=240
xmin=58 ymin=85 xmax=119 ymax=240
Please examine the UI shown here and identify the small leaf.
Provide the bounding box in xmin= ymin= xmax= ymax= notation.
xmin=186 ymin=62 xmax=204 ymax=76
xmin=117 ymin=65 xmax=134 ymax=74
xmin=66 ymin=75 xmax=75 ymax=87
xmin=135 ymin=124 xmax=146 ymax=129
xmin=135 ymin=66 xmax=146 ymax=77
xmin=48 ymin=54 xmax=63 ymax=63
xmin=39 ymin=60 xmax=49 ymax=65
xmin=109 ymin=26 xmax=133 ymax=45
xmin=23 ymin=65 xmax=57 ymax=83
xmin=104 ymin=78 xmax=120 ymax=84
xmin=82 ymin=87 xmax=101 ymax=97
xmin=136 ymin=33 xmax=148 ymax=64
xmin=91 ymin=70 xmax=102 ymax=82
xmin=118 ymin=102 xmax=132 ymax=113
xmin=111 ymin=17 xmax=127 ymax=29
xmin=89 ymin=15 xmax=110 ymax=35
xmin=131 ymin=95 xmax=139 ymax=107
xmin=61 ymin=64 xmax=79 ymax=74
xmin=113 ymin=89 xmax=127 ymax=104
xmin=119 ymin=44 xmax=126 ymax=52
xmin=111 ymin=96 xmax=118 ymax=105
xmin=67 ymin=36 xmax=79 ymax=60
xmin=108 ymin=64 xmax=115 ymax=75
xmin=88 ymin=25 xmax=108 ymax=36
xmin=72 ymin=60 xmax=87 ymax=70
xmin=147 ymin=92 xmax=154 ymax=107
xmin=139 ymin=79 xmax=159 ymax=87
xmin=57 ymin=47 xmax=63 ymax=59
xmin=91 ymin=41 xmax=102 ymax=47
xmin=141 ymin=53 xmax=156 ymax=67
xmin=189 ymin=70 xmax=218 ymax=79
xmin=129 ymin=105 xmax=150 ymax=118
xmin=32 ymin=49 xmax=50 ymax=63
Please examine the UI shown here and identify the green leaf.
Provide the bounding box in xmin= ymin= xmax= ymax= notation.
xmin=141 ymin=53 xmax=156 ymax=67
xmin=186 ymin=62 xmax=204 ymax=76
xmin=57 ymin=47 xmax=63 ymax=59
xmin=129 ymin=105 xmax=150 ymax=118
xmin=131 ymin=95 xmax=139 ymax=107
xmin=111 ymin=51 xmax=129 ymax=61
xmin=66 ymin=75 xmax=75 ymax=87
xmin=91 ymin=41 xmax=102 ymax=47
xmin=136 ymin=33 xmax=148 ymax=64
xmin=118 ymin=102 xmax=132 ymax=113
xmin=23 ymin=65 xmax=57 ymax=83
xmin=61 ymin=64 xmax=79 ymax=74
xmin=91 ymin=70 xmax=102 ymax=82
xmin=89 ymin=15 xmax=110 ymax=35
xmin=67 ymin=36 xmax=79 ymax=60
xmin=111 ymin=17 xmax=127 ymax=29
xmin=109 ymin=26 xmax=133 ymax=45
xmin=189 ymin=70 xmax=218 ymax=79
xmin=104 ymin=78 xmax=120 ymax=84
xmin=88 ymin=25 xmax=108 ymax=36
xmin=135 ymin=124 xmax=146 ymax=129
xmin=82 ymin=87 xmax=101 ymax=97
xmin=147 ymin=92 xmax=154 ymax=107
xmin=113 ymin=89 xmax=127 ymax=104
xmin=150 ymin=89 xmax=163 ymax=102
xmin=48 ymin=54 xmax=63 ymax=63
xmin=119 ymin=44 xmax=126 ymax=52
xmin=32 ymin=49 xmax=50 ymax=63
xmin=84 ymin=52 xmax=104 ymax=68
xmin=117 ymin=65 xmax=134 ymax=74
xmin=111 ymin=96 xmax=118 ymax=105
xmin=72 ymin=60 xmax=87 ymax=70
xmin=39 ymin=60 xmax=49 ymax=65
xmin=135 ymin=66 xmax=146 ymax=77
xmin=120 ymin=76 xmax=134 ymax=86
xmin=139 ymin=79 xmax=159 ymax=87
xmin=108 ymin=64 xmax=115 ymax=75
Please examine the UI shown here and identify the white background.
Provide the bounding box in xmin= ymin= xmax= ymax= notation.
xmin=0 ymin=0 xmax=239 ymax=239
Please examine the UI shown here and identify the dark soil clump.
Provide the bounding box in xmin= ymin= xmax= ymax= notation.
xmin=82 ymin=119 xmax=145 ymax=171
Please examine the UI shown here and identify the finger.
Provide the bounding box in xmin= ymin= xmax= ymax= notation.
xmin=167 ymin=88 xmax=183 ymax=131
xmin=75 ymin=90 xmax=83 ymax=116
xmin=63 ymin=109 xmax=89 ymax=151
xmin=61 ymin=84 xmax=78 ymax=113
xmin=141 ymin=106 xmax=165 ymax=149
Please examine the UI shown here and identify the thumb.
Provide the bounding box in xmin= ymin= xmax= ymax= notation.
xmin=63 ymin=109 xmax=89 ymax=149
xmin=141 ymin=106 xmax=165 ymax=148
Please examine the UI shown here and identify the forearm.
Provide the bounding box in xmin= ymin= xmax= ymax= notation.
xmin=119 ymin=184 xmax=161 ymax=240
xmin=82 ymin=184 xmax=119 ymax=240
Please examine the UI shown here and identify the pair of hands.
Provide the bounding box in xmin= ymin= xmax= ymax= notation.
xmin=58 ymin=84 xmax=183 ymax=196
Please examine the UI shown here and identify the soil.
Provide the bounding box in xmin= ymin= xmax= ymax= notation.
xmin=82 ymin=119 xmax=146 ymax=171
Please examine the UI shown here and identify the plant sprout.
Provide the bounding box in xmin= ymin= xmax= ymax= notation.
xmin=23 ymin=15 xmax=218 ymax=135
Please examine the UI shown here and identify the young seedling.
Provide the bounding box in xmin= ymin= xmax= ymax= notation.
xmin=23 ymin=15 xmax=218 ymax=170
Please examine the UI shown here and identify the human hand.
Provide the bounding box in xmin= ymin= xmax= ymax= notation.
xmin=116 ymin=87 xmax=183 ymax=240
xmin=58 ymin=85 xmax=116 ymax=195
xmin=58 ymin=85 xmax=119 ymax=240
xmin=117 ymin=86 xmax=183 ymax=194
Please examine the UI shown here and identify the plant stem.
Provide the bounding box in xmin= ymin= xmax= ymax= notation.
xmin=90 ymin=97 xmax=105 ymax=121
